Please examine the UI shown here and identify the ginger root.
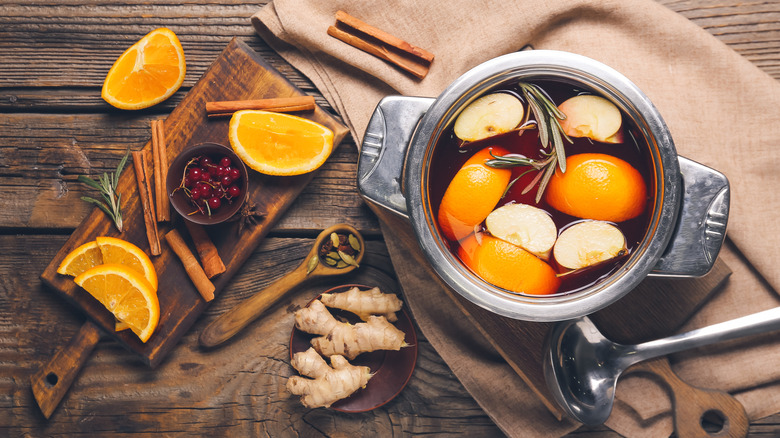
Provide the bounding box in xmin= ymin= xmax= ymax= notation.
xmin=295 ymin=299 xmax=406 ymax=360
xmin=287 ymin=347 xmax=372 ymax=408
xmin=320 ymin=286 xmax=403 ymax=322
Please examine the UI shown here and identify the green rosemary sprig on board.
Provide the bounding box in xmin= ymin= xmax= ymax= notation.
xmin=78 ymin=150 xmax=130 ymax=232
xmin=485 ymin=82 xmax=572 ymax=203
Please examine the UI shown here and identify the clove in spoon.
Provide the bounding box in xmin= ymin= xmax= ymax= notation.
xmin=543 ymin=307 xmax=780 ymax=426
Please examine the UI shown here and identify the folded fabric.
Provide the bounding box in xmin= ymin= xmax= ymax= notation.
xmin=253 ymin=0 xmax=780 ymax=435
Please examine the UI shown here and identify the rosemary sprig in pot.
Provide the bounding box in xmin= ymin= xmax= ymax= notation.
xmin=77 ymin=149 xmax=129 ymax=232
xmin=485 ymin=82 xmax=572 ymax=203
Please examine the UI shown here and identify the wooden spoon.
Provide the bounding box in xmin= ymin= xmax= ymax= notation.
xmin=199 ymin=224 xmax=365 ymax=348
xmin=631 ymin=358 xmax=749 ymax=438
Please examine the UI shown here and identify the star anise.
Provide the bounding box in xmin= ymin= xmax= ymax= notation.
xmin=227 ymin=200 xmax=266 ymax=235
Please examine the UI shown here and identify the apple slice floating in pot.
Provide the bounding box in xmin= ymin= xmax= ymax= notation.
xmin=485 ymin=203 xmax=557 ymax=260
xmin=453 ymin=93 xmax=525 ymax=142
xmin=553 ymin=220 xmax=627 ymax=270
xmin=557 ymin=95 xmax=624 ymax=143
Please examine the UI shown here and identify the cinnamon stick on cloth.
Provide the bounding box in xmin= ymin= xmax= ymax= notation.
xmin=254 ymin=0 xmax=780 ymax=436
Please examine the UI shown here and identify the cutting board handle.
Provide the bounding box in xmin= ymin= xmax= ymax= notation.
xmin=30 ymin=320 xmax=100 ymax=419
xmin=634 ymin=358 xmax=749 ymax=438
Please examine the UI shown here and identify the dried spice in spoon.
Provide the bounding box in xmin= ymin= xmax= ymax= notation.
xmin=317 ymin=232 xmax=361 ymax=269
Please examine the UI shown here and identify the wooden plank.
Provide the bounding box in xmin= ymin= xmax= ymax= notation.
xmin=0 ymin=85 xmax=333 ymax=112
xmin=0 ymin=1 xmax=779 ymax=87
xmin=0 ymin=111 xmax=377 ymax=232
xmin=1 ymin=234 xmax=504 ymax=436
xmin=39 ymin=38 xmax=349 ymax=367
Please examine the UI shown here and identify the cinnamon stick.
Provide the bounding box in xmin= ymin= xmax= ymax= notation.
xmin=151 ymin=120 xmax=170 ymax=222
xmin=131 ymin=150 xmax=161 ymax=256
xmin=165 ymin=229 xmax=215 ymax=302
xmin=183 ymin=220 xmax=226 ymax=279
xmin=205 ymin=96 xmax=316 ymax=118
xmin=328 ymin=11 xmax=434 ymax=79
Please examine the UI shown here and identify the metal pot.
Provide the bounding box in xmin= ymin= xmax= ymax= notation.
xmin=357 ymin=50 xmax=730 ymax=322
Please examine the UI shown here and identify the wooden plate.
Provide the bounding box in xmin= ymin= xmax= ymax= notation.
xmin=289 ymin=284 xmax=418 ymax=412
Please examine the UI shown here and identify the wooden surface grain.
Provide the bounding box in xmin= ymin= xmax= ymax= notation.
xmin=2 ymin=1 xmax=780 ymax=436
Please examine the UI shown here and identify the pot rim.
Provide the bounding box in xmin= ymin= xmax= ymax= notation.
xmin=405 ymin=50 xmax=681 ymax=321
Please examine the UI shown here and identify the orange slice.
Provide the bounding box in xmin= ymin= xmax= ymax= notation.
xmin=546 ymin=153 xmax=648 ymax=222
xmin=458 ymin=234 xmax=560 ymax=295
xmin=95 ymin=236 xmax=158 ymax=290
xmin=101 ymin=28 xmax=186 ymax=110
xmin=228 ymin=110 xmax=334 ymax=176
xmin=57 ymin=241 xmax=102 ymax=277
xmin=57 ymin=237 xmax=157 ymax=290
xmin=74 ymin=264 xmax=159 ymax=342
xmin=437 ymin=147 xmax=512 ymax=241
xmin=57 ymin=237 xmax=158 ymax=335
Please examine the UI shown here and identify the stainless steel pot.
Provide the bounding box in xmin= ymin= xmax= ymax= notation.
xmin=358 ymin=50 xmax=730 ymax=322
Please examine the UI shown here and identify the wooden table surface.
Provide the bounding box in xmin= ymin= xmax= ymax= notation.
xmin=2 ymin=1 xmax=780 ymax=436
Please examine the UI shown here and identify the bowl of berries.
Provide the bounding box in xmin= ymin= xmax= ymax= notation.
xmin=167 ymin=142 xmax=249 ymax=225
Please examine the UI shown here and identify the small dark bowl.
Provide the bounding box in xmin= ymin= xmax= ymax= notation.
xmin=290 ymin=284 xmax=418 ymax=413
xmin=166 ymin=142 xmax=249 ymax=225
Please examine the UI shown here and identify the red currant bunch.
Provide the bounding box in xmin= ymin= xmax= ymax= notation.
xmin=179 ymin=154 xmax=243 ymax=215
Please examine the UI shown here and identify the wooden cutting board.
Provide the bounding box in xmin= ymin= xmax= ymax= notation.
xmin=40 ymin=38 xmax=349 ymax=368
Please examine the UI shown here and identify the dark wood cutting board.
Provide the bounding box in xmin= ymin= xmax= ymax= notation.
xmin=40 ymin=38 xmax=349 ymax=368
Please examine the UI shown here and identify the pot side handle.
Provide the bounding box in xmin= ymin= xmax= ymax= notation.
xmin=357 ymin=96 xmax=435 ymax=219
xmin=650 ymin=156 xmax=730 ymax=277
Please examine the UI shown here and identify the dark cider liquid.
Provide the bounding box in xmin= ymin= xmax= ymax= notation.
xmin=428 ymin=80 xmax=654 ymax=296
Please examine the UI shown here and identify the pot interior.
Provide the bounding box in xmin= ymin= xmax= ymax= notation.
xmin=407 ymin=51 xmax=679 ymax=321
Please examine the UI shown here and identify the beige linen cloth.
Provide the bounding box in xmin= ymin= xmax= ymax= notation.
xmin=252 ymin=0 xmax=780 ymax=436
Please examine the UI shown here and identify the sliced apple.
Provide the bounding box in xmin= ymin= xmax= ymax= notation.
xmin=553 ymin=220 xmax=626 ymax=270
xmin=485 ymin=203 xmax=557 ymax=260
xmin=454 ymin=93 xmax=525 ymax=142
xmin=558 ymin=95 xmax=624 ymax=143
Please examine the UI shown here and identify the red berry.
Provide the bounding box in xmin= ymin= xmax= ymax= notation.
xmin=184 ymin=176 xmax=195 ymax=188
xmin=188 ymin=167 xmax=202 ymax=180
xmin=208 ymin=197 xmax=222 ymax=209
xmin=216 ymin=166 xmax=226 ymax=177
xmin=190 ymin=187 xmax=202 ymax=200
xmin=229 ymin=168 xmax=241 ymax=181
xmin=219 ymin=157 xmax=232 ymax=168
xmin=200 ymin=156 xmax=213 ymax=166
xmin=227 ymin=184 xmax=241 ymax=197
xmin=221 ymin=175 xmax=232 ymax=187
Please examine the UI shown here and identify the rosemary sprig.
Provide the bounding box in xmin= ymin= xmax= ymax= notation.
xmin=78 ymin=150 xmax=129 ymax=232
xmin=485 ymin=82 xmax=572 ymax=203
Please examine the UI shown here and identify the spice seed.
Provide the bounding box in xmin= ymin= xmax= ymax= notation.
xmin=306 ymin=255 xmax=319 ymax=275
xmin=338 ymin=250 xmax=359 ymax=267
xmin=348 ymin=234 xmax=360 ymax=251
xmin=324 ymin=257 xmax=338 ymax=266
xmin=330 ymin=232 xmax=340 ymax=248
xmin=336 ymin=260 xmax=348 ymax=268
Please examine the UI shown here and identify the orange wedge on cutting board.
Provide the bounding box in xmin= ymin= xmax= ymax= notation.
xmin=101 ymin=28 xmax=186 ymax=110
xmin=74 ymin=264 xmax=160 ymax=343
xmin=229 ymin=110 xmax=334 ymax=176
xmin=57 ymin=237 xmax=159 ymax=341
